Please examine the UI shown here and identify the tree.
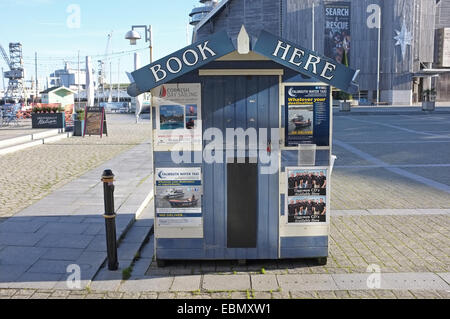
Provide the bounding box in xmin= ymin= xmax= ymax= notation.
xmin=339 ymin=49 xmax=353 ymax=101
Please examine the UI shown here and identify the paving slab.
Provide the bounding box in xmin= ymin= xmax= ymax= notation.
xmin=7 ymin=273 xmax=64 ymax=290
xmin=379 ymin=273 xmax=450 ymax=290
xmin=202 ymin=275 xmax=251 ymax=292
xmin=37 ymin=223 xmax=90 ymax=235
xmin=170 ymin=275 xmax=202 ymax=292
xmin=0 ymin=221 xmax=45 ymax=233
xmin=131 ymin=258 xmax=153 ymax=277
xmin=251 ymin=275 xmax=279 ymax=291
xmin=333 ymin=272 xmax=450 ymax=290
xmin=0 ymin=265 xmax=30 ymax=285
xmin=277 ymin=274 xmax=339 ymax=291
xmin=36 ymin=234 xmax=95 ymax=249
xmin=118 ymin=276 xmax=174 ymax=293
xmin=89 ymin=270 xmax=123 ymax=292
xmin=437 ymin=273 xmax=450 ymax=285
xmin=0 ymin=246 xmax=47 ymax=266
xmin=0 ymin=232 xmax=47 ymax=246
xmin=40 ymin=248 xmax=84 ymax=261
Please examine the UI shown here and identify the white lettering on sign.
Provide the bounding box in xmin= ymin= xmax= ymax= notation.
xmin=273 ymin=41 xmax=292 ymax=60
xmin=37 ymin=119 xmax=58 ymax=125
xmin=289 ymin=48 xmax=305 ymax=66
xmin=321 ymin=62 xmax=336 ymax=80
xmin=325 ymin=7 xmax=350 ymax=17
xmin=149 ymin=41 xmax=217 ymax=83
xmin=304 ymin=54 xmax=321 ymax=74
xmin=150 ymin=64 xmax=168 ymax=82
xmin=272 ymin=41 xmax=337 ymax=81
xmin=167 ymin=57 xmax=183 ymax=74
xmin=182 ymin=49 xmax=199 ymax=66
xmin=197 ymin=41 xmax=216 ymax=60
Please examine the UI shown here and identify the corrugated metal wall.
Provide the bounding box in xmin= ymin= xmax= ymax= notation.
xmin=435 ymin=0 xmax=450 ymax=101
xmin=436 ymin=0 xmax=450 ymax=28
xmin=194 ymin=0 xmax=447 ymax=103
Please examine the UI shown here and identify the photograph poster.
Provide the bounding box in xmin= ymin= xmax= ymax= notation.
xmin=324 ymin=1 xmax=351 ymax=64
xmin=155 ymin=83 xmax=202 ymax=148
xmin=155 ymin=168 xmax=203 ymax=228
xmin=286 ymin=168 xmax=328 ymax=224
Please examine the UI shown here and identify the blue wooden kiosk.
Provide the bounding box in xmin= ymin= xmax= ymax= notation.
xmin=128 ymin=27 xmax=357 ymax=266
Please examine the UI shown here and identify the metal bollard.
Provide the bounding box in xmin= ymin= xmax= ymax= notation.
xmin=102 ymin=169 xmax=119 ymax=271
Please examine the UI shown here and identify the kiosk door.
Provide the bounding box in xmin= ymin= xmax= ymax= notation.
xmin=227 ymin=159 xmax=258 ymax=248
xmin=202 ymin=75 xmax=279 ymax=259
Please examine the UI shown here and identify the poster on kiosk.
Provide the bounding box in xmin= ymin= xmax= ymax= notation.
xmin=286 ymin=167 xmax=330 ymax=225
xmin=283 ymin=84 xmax=331 ymax=231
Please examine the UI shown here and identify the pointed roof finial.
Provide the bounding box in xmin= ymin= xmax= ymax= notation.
xmin=237 ymin=25 xmax=250 ymax=54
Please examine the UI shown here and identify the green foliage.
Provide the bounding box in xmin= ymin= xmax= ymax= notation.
xmin=423 ymin=89 xmax=436 ymax=102
xmin=338 ymin=49 xmax=353 ymax=101
xmin=122 ymin=267 xmax=133 ymax=280
xmin=76 ymin=108 xmax=85 ymax=121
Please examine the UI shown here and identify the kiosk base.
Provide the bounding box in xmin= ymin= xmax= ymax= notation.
xmin=155 ymin=257 xmax=328 ymax=268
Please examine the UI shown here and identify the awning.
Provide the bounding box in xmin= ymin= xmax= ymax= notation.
xmin=127 ymin=29 xmax=358 ymax=97
xmin=412 ymin=68 xmax=450 ymax=78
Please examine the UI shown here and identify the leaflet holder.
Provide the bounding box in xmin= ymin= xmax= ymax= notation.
xmin=298 ymin=144 xmax=317 ymax=166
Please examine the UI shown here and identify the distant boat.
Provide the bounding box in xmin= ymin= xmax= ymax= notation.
xmin=292 ymin=116 xmax=311 ymax=129
xmin=164 ymin=189 xmax=185 ymax=199
xmin=169 ymin=198 xmax=199 ymax=208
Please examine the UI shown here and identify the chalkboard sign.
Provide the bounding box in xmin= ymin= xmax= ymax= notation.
xmin=83 ymin=107 xmax=108 ymax=137
xmin=32 ymin=113 xmax=65 ymax=129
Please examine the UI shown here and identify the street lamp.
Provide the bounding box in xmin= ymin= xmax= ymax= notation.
xmin=125 ymin=25 xmax=153 ymax=124
xmin=125 ymin=25 xmax=153 ymax=63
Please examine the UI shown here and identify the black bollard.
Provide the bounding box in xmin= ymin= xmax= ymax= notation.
xmin=102 ymin=169 xmax=119 ymax=271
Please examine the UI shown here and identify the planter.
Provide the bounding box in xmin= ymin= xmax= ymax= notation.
xmin=339 ymin=101 xmax=351 ymax=112
xmin=422 ymin=101 xmax=435 ymax=112
xmin=73 ymin=120 xmax=85 ymax=136
xmin=32 ymin=113 xmax=66 ymax=129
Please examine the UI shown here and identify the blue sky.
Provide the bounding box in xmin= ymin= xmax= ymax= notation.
xmin=0 ymin=0 xmax=200 ymax=89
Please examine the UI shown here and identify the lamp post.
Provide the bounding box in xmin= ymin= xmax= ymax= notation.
xmin=125 ymin=25 xmax=153 ymax=124
xmin=376 ymin=8 xmax=381 ymax=106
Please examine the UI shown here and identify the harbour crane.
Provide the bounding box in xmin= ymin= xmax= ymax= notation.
xmin=0 ymin=43 xmax=26 ymax=104
xmin=0 ymin=45 xmax=11 ymax=69
xmin=97 ymin=32 xmax=113 ymax=103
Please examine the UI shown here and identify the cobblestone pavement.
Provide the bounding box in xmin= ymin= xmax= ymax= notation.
xmin=0 ymin=288 xmax=448 ymax=299
xmin=2 ymin=213 xmax=447 ymax=300
xmin=0 ymin=114 xmax=152 ymax=219
xmin=331 ymin=114 xmax=450 ymax=210
xmin=1 ymin=112 xmax=449 ymax=299
xmin=0 ymin=121 xmax=48 ymax=141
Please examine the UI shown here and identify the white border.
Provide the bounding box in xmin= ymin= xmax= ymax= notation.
xmin=154 ymin=167 xmax=204 ymax=239
xmin=284 ymin=166 xmax=331 ymax=225
xmin=280 ymin=82 xmax=332 ymax=151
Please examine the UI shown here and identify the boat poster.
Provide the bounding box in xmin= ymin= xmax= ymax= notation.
xmin=155 ymin=167 xmax=203 ymax=228
xmin=286 ymin=167 xmax=328 ymax=224
xmin=155 ymin=83 xmax=202 ymax=148
xmin=285 ymin=86 xmax=330 ymax=147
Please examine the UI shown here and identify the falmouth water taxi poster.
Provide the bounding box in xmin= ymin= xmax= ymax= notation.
xmin=155 ymin=167 xmax=203 ymax=228
xmin=286 ymin=168 xmax=328 ymax=224
xmin=155 ymin=83 xmax=202 ymax=148
xmin=285 ymin=86 xmax=330 ymax=147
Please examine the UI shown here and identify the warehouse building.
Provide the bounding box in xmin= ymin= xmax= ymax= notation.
xmin=191 ymin=0 xmax=450 ymax=105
